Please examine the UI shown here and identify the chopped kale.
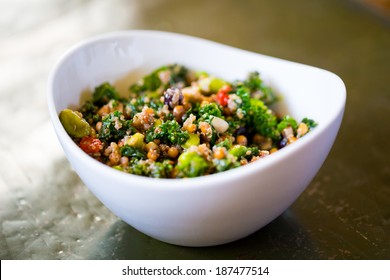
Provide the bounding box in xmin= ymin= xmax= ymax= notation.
xmin=198 ymin=103 xmax=222 ymax=122
xmin=302 ymin=118 xmax=318 ymax=129
xmin=93 ymin=82 xmax=120 ymax=106
xmin=150 ymin=160 xmax=174 ymax=178
xmin=127 ymin=159 xmax=149 ymax=176
xmin=229 ymin=145 xmax=260 ymax=160
xmin=234 ymin=86 xmax=279 ymax=140
xmin=168 ymin=64 xmax=188 ymax=85
xmin=120 ymin=145 xmax=146 ymax=159
xmin=98 ymin=111 xmax=133 ymax=142
xmin=241 ymin=71 xmax=278 ymax=105
xmin=129 ymin=64 xmax=188 ymax=94
xmin=146 ymin=120 xmax=189 ymax=145
xmin=277 ymin=115 xmax=298 ymax=132
xmin=125 ymin=95 xmax=163 ymax=118
xmin=249 ymin=98 xmax=280 ymax=140
xmin=216 ymin=138 xmax=233 ymax=150
xmin=79 ymin=100 xmax=99 ymax=124
xmin=125 ymin=159 xmax=173 ymax=178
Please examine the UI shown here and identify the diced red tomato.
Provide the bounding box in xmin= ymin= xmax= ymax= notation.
xmin=79 ymin=136 xmax=103 ymax=154
xmin=216 ymin=85 xmax=231 ymax=107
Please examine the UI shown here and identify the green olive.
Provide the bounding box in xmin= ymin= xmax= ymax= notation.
xmin=59 ymin=109 xmax=91 ymax=138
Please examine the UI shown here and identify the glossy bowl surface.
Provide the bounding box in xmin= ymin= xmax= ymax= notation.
xmin=47 ymin=30 xmax=346 ymax=246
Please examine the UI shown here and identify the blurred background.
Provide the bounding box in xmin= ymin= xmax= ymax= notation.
xmin=0 ymin=0 xmax=389 ymax=259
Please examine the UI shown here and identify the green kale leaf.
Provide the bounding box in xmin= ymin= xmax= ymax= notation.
xmin=241 ymin=71 xmax=278 ymax=105
xmin=146 ymin=120 xmax=189 ymax=145
xmin=129 ymin=64 xmax=189 ymax=94
xmin=79 ymin=100 xmax=99 ymax=124
xmin=277 ymin=115 xmax=298 ymax=132
xmin=198 ymin=103 xmax=222 ymax=122
xmin=302 ymin=118 xmax=318 ymax=129
xmin=98 ymin=111 xmax=133 ymax=143
xmin=93 ymin=82 xmax=120 ymax=106
xmin=120 ymin=145 xmax=146 ymax=159
xmin=249 ymin=98 xmax=280 ymax=140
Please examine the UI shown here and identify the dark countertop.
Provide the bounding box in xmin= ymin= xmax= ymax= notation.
xmin=0 ymin=0 xmax=389 ymax=260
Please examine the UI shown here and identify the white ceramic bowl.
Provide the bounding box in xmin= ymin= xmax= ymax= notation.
xmin=47 ymin=30 xmax=346 ymax=247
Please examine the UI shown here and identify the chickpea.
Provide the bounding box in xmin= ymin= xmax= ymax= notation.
xmin=183 ymin=102 xmax=192 ymax=111
xmin=147 ymin=149 xmax=159 ymax=161
xmin=187 ymin=123 xmax=197 ymax=133
xmin=97 ymin=105 xmax=110 ymax=116
xmin=253 ymin=134 xmax=272 ymax=150
xmin=297 ymin=123 xmax=308 ymax=138
xmin=109 ymin=150 xmax=120 ymax=166
xmin=252 ymin=133 xmax=264 ymax=144
xmin=199 ymin=122 xmax=211 ymax=134
xmin=95 ymin=121 xmax=102 ymax=132
xmin=173 ymin=105 xmax=185 ymax=122
xmin=145 ymin=142 xmax=159 ymax=152
xmin=167 ymin=146 xmax=179 ymax=158
xmin=236 ymin=135 xmax=248 ymax=146
xmin=213 ymin=147 xmax=226 ymax=160
xmin=288 ymin=136 xmax=297 ymax=144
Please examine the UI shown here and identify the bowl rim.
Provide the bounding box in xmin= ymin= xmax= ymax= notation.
xmin=47 ymin=29 xmax=346 ymax=190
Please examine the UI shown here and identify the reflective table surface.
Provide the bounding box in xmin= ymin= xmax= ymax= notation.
xmin=0 ymin=0 xmax=389 ymax=259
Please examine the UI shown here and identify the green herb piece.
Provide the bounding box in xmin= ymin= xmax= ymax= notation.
xmin=79 ymin=101 xmax=99 ymax=124
xmin=93 ymin=82 xmax=119 ymax=106
xmin=241 ymin=71 xmax=278 ymax=105
xmin=151 ymin=160 xmax=174 ymax=178
xmin=146 ymin=120 xmax=189 ymax=145
xmin=249 ymin=99 xmax=279 ymax=140
xmin=302 ymin=118 xmax=318 ymax=129
xmin=120 ymin=145 xmax=146 ymax=159
xmin=129 ymin=64 xmax=188 ymax=94
xmin=198 ymin=103 xmax=222 ymax=122
xmin=216 ymin=138 xmax=233 ymax=150
xmin=277 ymin=115 xmax=298 ymax=132
xmin=98 ymin=111 xmax=133 ymax=143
